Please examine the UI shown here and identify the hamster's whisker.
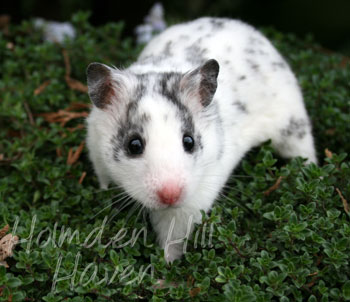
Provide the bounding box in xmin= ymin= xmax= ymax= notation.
xmin=124 ymin=202 xmax=147 ymax=228
xmin=90 ymin=193 xmax=132 ymax=220
xmin=230 ymin=174 xmax=255 ymax=178
xmin=221 ymin=185 xmax=251 ymax=198
xmin=217 ymin=192 xmax=251 ymax=212
xmin=190 ymin=179 xmax=252 ymax=200
xmin=92 ymin=184 xmax=123 ymax=194
xmin=107 ymin=197 xmax=135 ymax=224
xmin=124 ymin=201 xmax=142 ymax=223
xmin=94 ymin=186 xmax=143 ymax=216
xmin=192 ymin=171 xmax=255 ymax=179
xmin=93 ymin=191 xmax=130 ymax=212
xmin=191 ymin=176 xmax=251 ymax=192
xmin=106 ymin=186 xmax=146 ymax=224
xmin=136 ymin=204 xmax=146 ymax=223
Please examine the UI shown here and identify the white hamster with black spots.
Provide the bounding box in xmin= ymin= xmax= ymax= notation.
xmin=86 ymin=17 xmax=317 ymax=262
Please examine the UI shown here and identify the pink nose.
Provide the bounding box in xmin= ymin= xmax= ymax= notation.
xmin=157 ymin=183 xmax=183 ymax=205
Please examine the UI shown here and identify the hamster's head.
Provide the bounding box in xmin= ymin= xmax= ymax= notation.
xmin=86 ymin=60 xmax=221 ymax=210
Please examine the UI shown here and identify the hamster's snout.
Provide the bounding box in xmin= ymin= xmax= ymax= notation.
xmin=156 ymin=181 xmax=183 ymax=206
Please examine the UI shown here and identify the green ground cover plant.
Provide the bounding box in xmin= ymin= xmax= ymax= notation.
xmin=0 ymin=12 xmax=349 ymax=301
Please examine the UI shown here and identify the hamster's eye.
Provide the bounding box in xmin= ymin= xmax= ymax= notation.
xmin=128 ymin=136 xmax=144 ymax=155
xmin=183 ymin=135 xmax=195 ymax=153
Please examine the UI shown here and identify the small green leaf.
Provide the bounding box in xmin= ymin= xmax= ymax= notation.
xmin=342 ymin=281 xmax=350 ymax=300
xmin=7 ymin=277 xmax=22 ymax=288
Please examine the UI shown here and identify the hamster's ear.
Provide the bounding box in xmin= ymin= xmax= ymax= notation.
xmin=86 ymin=63 xmax=118 ymax=109
xmin=180 ymin=59 xmax=219 ymax=107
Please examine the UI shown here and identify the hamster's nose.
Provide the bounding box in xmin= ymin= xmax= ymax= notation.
xmin=157 ymin=182 xmax=183 ymax=205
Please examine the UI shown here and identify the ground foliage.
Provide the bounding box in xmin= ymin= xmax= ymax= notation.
xmin=0 ymin=12 xmax=350 ymax=302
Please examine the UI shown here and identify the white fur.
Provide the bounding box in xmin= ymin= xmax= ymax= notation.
xmin=86 ymin=18 xmax=316 ymax=262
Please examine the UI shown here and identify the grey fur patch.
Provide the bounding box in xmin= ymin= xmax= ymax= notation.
xmin=249 ymin=36 xmax=265 ymax=46
xmin=272 ymin=61 xmax=287 ymax=70
xmin=110 ymin=74 xmax=152 ymax=161
xmin=179 ymin=34 xmax=190 ymax=40
xmin=185 ymin=44 xmax=208 ymax=65
xmin=232 ymin=101 xmax=248 ymax=113
xmin=245 ymin=48 xmax=256 ymax=54
xmin=158 ymin=72 xmax=183 ymax=104
xmin=137 ymin=54 xmax=160 ymax=66
xmin=134 ymin=74 xmax=148 ymax=101
xmin=195 ymin=133 xmax=203 ymax=152
xmin=138 ymin=50 xmax=172 ymax=65
xmin=210 ymin=19 xmax=225 ymax=29
xmin=111 ymin=133 xmax=123 ymax=161
xmin=112 ymin=101 xmax=152 ymax=161
xmin=238 ymin=75 xmax=246 ymax=81
xmin=246 ymin=59 xmax=260 ymax=71
xmin=157 ymin=72 xmax=195 ymax=135
xmin=280 ymin=117 xmax=308 ymax=139
xmin=162 ymin=41 xmax=173 ymax=57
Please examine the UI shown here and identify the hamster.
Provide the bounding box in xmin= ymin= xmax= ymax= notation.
xmin=86 ymin=17 xmax=317 ymax=262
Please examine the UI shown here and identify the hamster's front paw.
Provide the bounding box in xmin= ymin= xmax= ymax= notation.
xmin=164 ymin=243 xmax=184 ymax=263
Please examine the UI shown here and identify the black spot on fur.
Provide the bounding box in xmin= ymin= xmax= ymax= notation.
xmin=139 ymin=113 xmax=151 ymax=124
xmin=232 ymin=101 xmax=248 ymax=113
xmin=245 ymin=48 xmax=255 ymax=54
xmin=210 ymin=19 xmax=225 ymax=29
xmin=258 ymin=50 xmax=268 ymax=55
xmin=185 ymin=44 xmax=208 ymax=65
xmin=238 ymin=75 xmax=246 ymax=81
xmin=272 ymin=61 xmax=287 ymax=70
xmin=162 ymin=41 xmax=173 ymax=57
xmin=280 ymin=117 xmax=308 ymax=139
xmin=195 ymin=133 xmax=203 ymax=151
xmin=137 ymin=54 xmax=156 ymax=65
xmin=246 ymin=59 xmax=260 ymax=71
xmin=249 ymin=36 xmax=265 ymax=46
xmin=138 ymin=52 xmax=168 ymax=66
xmin=134 ymin=74 xmax=148 ymax=101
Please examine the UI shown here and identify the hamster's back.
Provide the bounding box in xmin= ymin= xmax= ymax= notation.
xmin=129 ymin=17 xmax=316 ymax=164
